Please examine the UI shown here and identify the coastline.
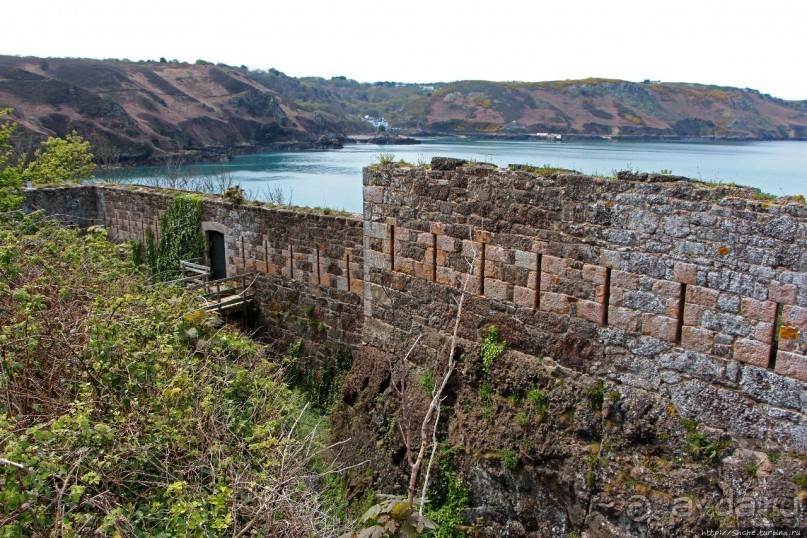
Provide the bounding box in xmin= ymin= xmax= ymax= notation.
xmin=103 ymin=132 xmax=807 ymax=169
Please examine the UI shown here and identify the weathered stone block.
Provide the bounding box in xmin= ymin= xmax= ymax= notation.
xmin=664 ymin=297 xmax=682 ymax=318
xmin=540 ymin=272 xmax=557 ymax=293
xmin=395 ymin=258 xmax=415 ymax=276
xmin=577 ymin=300 xmax=604 ymax=324
xmin=641 ymin=314 xmax=678 ymax=342
xmin=686 ymin=285 xmax=719 ymax=308
xmin=739 ymin=366 xmax=802 ymax=410
xmin=733 ymin=339 xmax=771 ymax=367
xmin=335 ymin=276 xmax=349 ymax=291
xmin=774 ymin=351 xmax=807 ymax=382
xmin=484 ymin=278 xmax=510 ymax=301
xmin=752 ymin=322 xmax=775 ymax=344
xmin=671 ymin=379 xmax=766 ymax=440
xmin=652 ymin=279 xmax=680 ymax=298
xmin=608 ymin=306 xmax=641 ymax=332
xmin=436 ymin=266 xmax=456 ymax=286
xmin=608 ymin=287 xmax=624 ymax=307
xmin=611 ymin=270 xmax=639 ymax=290
xmin=526 ymin=270 xmax=538 ymax=290
xmin=365 ymin=250 xmax=389 ymax=270
xmin=769 ymin=281 xmax=797 ymax=305
xmin=436 ymin=234 xmax=458 ymax=252
xmin=414 ymin=261 xmax=432 ymax=281
xmin=582 ymin=263 xmax=606 ymax=284
xmin=540 ymin=292 xmax=571 ymax=315
xmin=600 ymin=249 xmax=622 ymax=269
xmin=350 ymin=278 xmax=364 ymax=295
xmin=416 ymin=232 xmax=433 ymax=246
xmin=782 ymin=305 xmax=807 ymax=331
xmin=365 ymin=220 xmax=388 ymax=239
xmin=474 ymin=229 xmax=492 ymax=243
xmin=513 ymin=285 xmax=535 ymax=308
xmin=514 ymin=249 xmax=537 ymax=269
xmin=461 ymin=239 xmax=480 ymax=258
xmin=486 ymin=245 xmax=512 ymax=263
xmin=542 ymin=255 xmax=567 ymax=277
xmin=741 ymin=297 xmax=777 ymax=322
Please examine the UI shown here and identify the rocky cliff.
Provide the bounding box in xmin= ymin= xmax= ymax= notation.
xmin=0 ymin=56 xmax=347 ymax=163
xmin=3 ymin=56 xmax=806 ymax=167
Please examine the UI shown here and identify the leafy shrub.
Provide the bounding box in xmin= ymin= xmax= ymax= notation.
xmin=21 ymin=130 xmax=96 ymax=185
xmin=0 ymin=213 xmax=344 ymax=535
xmin=500 ymin=450 xmax=521 ymax=471
xmin=424 ymin=448 xmax=470 ymax=538
xmin=419 ymin=369 xmax=436 ymax=396
xmin=480 ymin=325 xmax=506 ymax=375
xmin=374 ymin=153 xmax=396 ymax=166
xmin=587 ymin=380 xmax=606 ymax=411
xmin=341 ymin=495 xmax=436 ymax=538
xmin=526 ymin=387 xmax=548 ymax=416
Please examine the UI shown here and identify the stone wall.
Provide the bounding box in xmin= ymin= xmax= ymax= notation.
xmin=346 ymin=159 xmax=807 ymax=535
xmin=22 ymin=163 xmax=807 ymax=534
xmin=359 ymin=161 xmax=807 ymax=451
xmin=23 ymin=185 xmax=365 ymax=367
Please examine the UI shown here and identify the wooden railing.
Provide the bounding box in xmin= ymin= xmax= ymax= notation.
xmin=187 ymin=272 xmax=256 ymax=313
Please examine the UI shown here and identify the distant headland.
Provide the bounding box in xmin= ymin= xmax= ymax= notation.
xmin=1 ymin=55 xmax=805 ymax=165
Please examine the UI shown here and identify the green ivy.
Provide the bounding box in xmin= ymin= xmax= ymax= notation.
xmin=424 ymin=447 xmax=470 ymax=537
xmin=146 ymin=194 xmax=205 ymax=280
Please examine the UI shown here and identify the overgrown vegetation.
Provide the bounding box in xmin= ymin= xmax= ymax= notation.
xmin=479 ymin=325 xmax=506 ymax=375
xmin=508 ymin=163 xmax=571 ymax=176
xmin=587 ymin=379 xmax=606 ymax=411
xmin=423 ymin=448 xmax=470 ymax=538
xmin=284 ymin=341 xmax=354 ymax=413
xmin=0 ymin=212 xmax=346 ymax=535
xmin=681 ymin=418 xmax=728 ymax=464
xmin=0 ymin=108 xmax=95 ymax=211
xmin=145 ymin=194 xmax=205 ymax=281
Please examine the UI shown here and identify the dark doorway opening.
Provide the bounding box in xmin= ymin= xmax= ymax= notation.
xmin=208 ymin=231 xmax=226 ymax=280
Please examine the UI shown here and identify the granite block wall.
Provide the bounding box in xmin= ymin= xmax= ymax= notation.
xmin=22 ymin=164 xmax=807 ymax=449
xmin=24 ymin=185 xmax=364 ymax=364
xmin=362 ymin=160 xmax=807 ymax=450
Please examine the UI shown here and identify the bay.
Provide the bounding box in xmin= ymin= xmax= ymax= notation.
xmin=103 ymin=138 xmax=807 ymax=214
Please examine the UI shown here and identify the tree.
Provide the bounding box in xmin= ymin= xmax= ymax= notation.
xmin=0 ymin=110 xmax=97 ymax=210
xmin=22 ymin=130 xmax=96 ymax=185
xmin=0 ymin=108 xmax=22 ymax=210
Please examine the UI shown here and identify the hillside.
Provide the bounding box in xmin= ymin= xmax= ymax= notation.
xmin=0 ymin=56 xmax=347 ymax=163
xmin=387 ymin=78 xmax=807 ymax=139
xmin=0 ymin=211 xmax=346 ymax=535
xmin=1 ymin=56 xmax=806 ymax=165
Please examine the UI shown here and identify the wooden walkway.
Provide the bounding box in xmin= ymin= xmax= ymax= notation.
xmin=176 ymin=258 xmax=256 ymax=313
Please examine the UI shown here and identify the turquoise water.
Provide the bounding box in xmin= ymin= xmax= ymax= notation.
xmin=104 ymin=138 xmax=807 ymax=214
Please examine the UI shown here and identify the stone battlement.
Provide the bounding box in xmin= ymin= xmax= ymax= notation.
xmin=23 ymin=159 xmax=807 ymax=450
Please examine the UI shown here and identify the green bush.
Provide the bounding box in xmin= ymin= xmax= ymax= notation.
xmin=526 ymin=387 xmax=548 ymax=416
xmin=500 ymin=450 xmax=521 ymax=471
xmin=0 ymin=213 xmax=343 ymax=535
xmin=587 ymin=380 xmax=606 ymax=411
xmin=480 ymin=326 xmax=506 ymax=375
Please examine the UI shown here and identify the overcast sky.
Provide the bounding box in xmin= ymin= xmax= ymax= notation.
xmin=2 ymin=0 xmax=805 ymax=99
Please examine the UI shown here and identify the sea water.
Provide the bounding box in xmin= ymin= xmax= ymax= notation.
xmin=103 ymin=138 xmax=807 ymax=214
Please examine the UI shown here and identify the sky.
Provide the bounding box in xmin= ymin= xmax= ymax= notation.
xmin=2 ymin=0 xmax=805 ymax=100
